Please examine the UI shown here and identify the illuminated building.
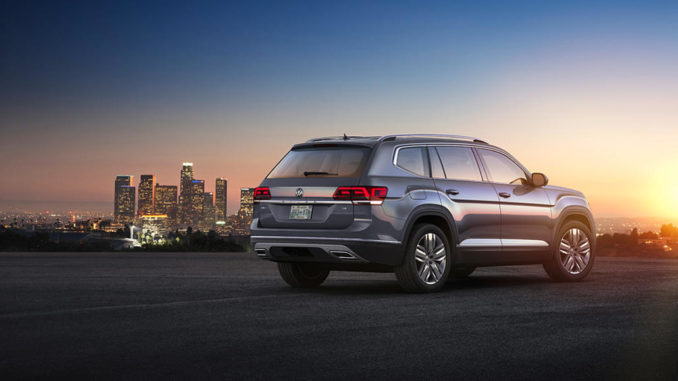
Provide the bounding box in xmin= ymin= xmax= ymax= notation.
xmin=138 ymin=174 xmax=156 ymax=215
xmin=238 ymin=188 xmax=254 ymax=217
xmin=178 ymin=162 xmax=194 ymax=225
xmin=114 ymin=175 xmax=135 ymax=224
xmin=119 ymin=186 xmax=136 ymax=224
xmin=215 ymin=178 xmax=227 ymax=223
xmin=141 ymin=214 xmax=169 ymax=239
xmin=200 ymin=192 xmax=216 ymax=231
xmin=224 ymin=187 xmax=255 ymax=236
xmin=189 ymin=179 xmax=205 ymax=227
xmin=154 ymin=185 xmax=178 ymax=226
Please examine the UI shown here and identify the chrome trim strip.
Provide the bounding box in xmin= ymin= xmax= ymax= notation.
xmin=255 ymin=199 xmax=382 ymax=206
xmin=253 ymin=242 xmax=368 ymax=262
xmin=270 ymin=186 xmax=338 ymax=198
xmin=502 ymin=239 xmax=549 ymax=247
xmin=458 ymin=239 xmax=549 ymax=248
xmin=251 ymin=236 xmax=401 ymax=245
xmin=458 ymin=239 xmax=502 ymax=247
xmin=391 ymin=143 xmax=532 ymax=183
xmin=392 ymin=143 xmax=480 ymax=178
xmin=255 ymin=200 xmax=352 ymax=205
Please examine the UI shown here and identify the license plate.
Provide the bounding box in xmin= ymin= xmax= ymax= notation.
xmin=289 ymin=205 xmax=313 ymax=220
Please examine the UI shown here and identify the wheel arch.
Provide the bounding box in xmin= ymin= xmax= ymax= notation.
xmin=554 ymin=207 xmax=596 ymax=246
xmin=402 ymin=205 xmax=458 ymax=250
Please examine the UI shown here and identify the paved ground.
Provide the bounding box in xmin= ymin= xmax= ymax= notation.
xmin=1 ymin=252 xmax=677 ymax=380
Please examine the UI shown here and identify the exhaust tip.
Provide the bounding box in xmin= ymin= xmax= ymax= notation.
xmin=330 ymin=250 xmax=359 ymax=260
xmin=255 ymin=248 xmax=267 ymax=257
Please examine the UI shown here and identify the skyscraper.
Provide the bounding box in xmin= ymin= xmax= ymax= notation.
xmin=114 ymin=175 xmax=135 ymax=224
xmin=189 ymin=179 xmax=205 ymax=227
xmin=113 ymin=175 xmax=135 ymax=224
xmin=137 ymin=174 xmax=156 ymax=215
xmin=154 ymin=185 xmax=178 ymax=225
xmin=215 ymin=178 xmax=227 ymax=223
xmin=199 ymin=191 xmax=216 ymax=231
xmin=238 ymin=187 xmax=254 ymax=218
xmin=119 ymin=186 xmax=136 ymax=224
xmin=178 ymin=163 xmax=194 ymax=225
xmin=231 ymin=187 xmax=255 ymax=236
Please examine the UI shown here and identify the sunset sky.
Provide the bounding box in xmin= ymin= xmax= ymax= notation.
xmin=1 ymin=1 xmax=677 ymax=217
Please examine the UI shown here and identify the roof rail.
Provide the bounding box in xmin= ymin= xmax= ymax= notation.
xmin=306 ymin=135 xmax=378 ymax=143
xmin=377 ymin=134 xmax=488 ymax=144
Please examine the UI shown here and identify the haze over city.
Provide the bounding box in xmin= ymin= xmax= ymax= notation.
xmin=2 ymin=1 xmax=678 ymax=218
xmin=4 ymin=2 xmax=678 ymax=380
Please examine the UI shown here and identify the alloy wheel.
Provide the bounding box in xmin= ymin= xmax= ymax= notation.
xmin=559 ymin=228 xmax=591 ymax=275
xmin=415 ymin=232 xmax=447 ymax=285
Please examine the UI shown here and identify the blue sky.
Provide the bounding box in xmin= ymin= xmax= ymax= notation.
xmin=4 ymin=0 xmax=674 ymax=115
xmin=1 ymin=0 xmax=678 ymax=217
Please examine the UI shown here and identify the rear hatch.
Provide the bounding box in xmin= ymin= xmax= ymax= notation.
xmin=256 ymin=145 xmax=371 ymax=229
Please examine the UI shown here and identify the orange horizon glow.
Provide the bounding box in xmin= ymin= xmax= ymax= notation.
xmin=2 ymin=3 xmax=677 ymax=219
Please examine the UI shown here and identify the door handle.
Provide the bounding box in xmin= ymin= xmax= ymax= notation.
xmin=498 ymin=192 xmax=511 ymax=198
xmin=446 ymin=189 xmax=460 ymax=196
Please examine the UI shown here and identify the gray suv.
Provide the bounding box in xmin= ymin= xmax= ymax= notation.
xmin=251 ymin=134 xmax=595 ymax=292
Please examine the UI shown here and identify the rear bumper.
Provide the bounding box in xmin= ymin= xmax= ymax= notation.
xmin=251 ymin=235 xmax=405 ymax=267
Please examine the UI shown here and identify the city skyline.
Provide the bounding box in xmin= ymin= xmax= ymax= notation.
xmin=2 ymin=1 xmax=678 ymax=219
xmin=113 ymin=162 xmax=253 ymax=226
xmin=109 ymin=161 xmax=255 ymax=233
xmin=107 ymin=163 xmax=245 ymax=218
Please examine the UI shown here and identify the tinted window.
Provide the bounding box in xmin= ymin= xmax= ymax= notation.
xmin=268 ymin=147 xmax=370 ymax=178
xmin=428 ymin=147 xmax=445 ymax=178
xmin=478 ymin=149 xmax=527 ymax=185
xmin=435 ymin=146 xmax=482 ymax=181
xmin=396 ymin=147 xmax=428 ymax=177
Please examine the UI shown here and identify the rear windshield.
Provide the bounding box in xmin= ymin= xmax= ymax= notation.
xmin=267 ymin=147 xmax=371 ymax=179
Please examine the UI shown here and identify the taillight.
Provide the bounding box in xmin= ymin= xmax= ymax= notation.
xmin=333 ymin=186 xmax=388 ymax=205
xmin=253 ymin=187 xmax=271 ymax=201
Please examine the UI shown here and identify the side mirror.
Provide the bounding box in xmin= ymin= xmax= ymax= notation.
xmin=531 ymin=172 xmax=548 ymax=187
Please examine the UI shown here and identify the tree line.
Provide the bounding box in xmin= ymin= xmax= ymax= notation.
xmin=0 ymin=227 xmax=247 ymax=252
xmin=596 ymin=224 xmax=676 ymax=256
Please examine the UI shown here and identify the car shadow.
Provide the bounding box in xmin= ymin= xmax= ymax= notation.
xmin=273 ymin=272 xmax=558 ymax=296
xmin=449 ymin=274 xmax=552 ymax=290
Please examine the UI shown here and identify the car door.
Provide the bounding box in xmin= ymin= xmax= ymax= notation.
xmin=429 ymin=145 xmax=502 ymax=257
xmin=475 ymin=148 xmax=552 ymax=254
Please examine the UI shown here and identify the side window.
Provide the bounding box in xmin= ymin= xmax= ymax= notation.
xmin=478 ymin=149 xmax=527 ymax=185
xmin=428 ymin=147 xmax=445 ymax=178
xmin=396 ymin=147 xmax=428 ymax=177
xmin=435 ymin=146 xmax=482 ymax=182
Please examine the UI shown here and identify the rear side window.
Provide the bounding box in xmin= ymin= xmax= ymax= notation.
xmin=396 ymin=147 xmax=428 ymax=177
xmin=267 ymin=147 xmax=371 ymax=178
xmin=435 ymin=146 xmax=482 ymax=182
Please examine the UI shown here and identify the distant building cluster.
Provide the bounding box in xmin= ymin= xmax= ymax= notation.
xmin=113 ymin=163 xmax=254 ymax=241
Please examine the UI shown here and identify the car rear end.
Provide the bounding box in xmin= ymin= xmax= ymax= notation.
xmin=250 ymin=139 xmax=404 ymax=269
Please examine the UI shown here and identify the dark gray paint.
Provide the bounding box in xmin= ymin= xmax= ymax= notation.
xmin=251 ymin=135 xmax=595 ymax=269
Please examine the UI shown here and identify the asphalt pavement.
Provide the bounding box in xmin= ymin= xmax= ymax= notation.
xmin=1 ymin=252 xmax=677 ymax=380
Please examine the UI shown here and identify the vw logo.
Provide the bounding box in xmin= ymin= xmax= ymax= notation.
xmin=296 ymin=188 xmax=304 ymax=198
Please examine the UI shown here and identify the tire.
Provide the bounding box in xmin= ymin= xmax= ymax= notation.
xmin=277 ymin=262 xmax=330 ymax=288
xmin=451 ymin=266 xmax=476 ymax=280
xmin=395 ymin=223 xmax=452 ymax=293
xmin=543 ymin=221 xmax=595 ymax=282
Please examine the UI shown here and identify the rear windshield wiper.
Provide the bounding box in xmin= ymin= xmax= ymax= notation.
xmin=303 ymin=171 xmax=337 ymax=176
